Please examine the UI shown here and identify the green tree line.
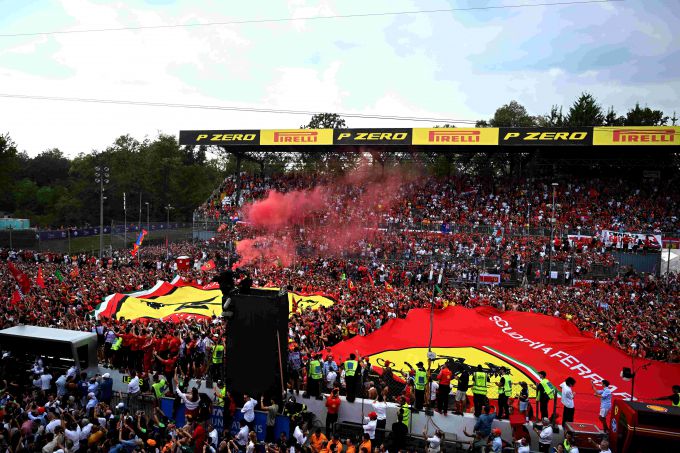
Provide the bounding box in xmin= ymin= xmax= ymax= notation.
xmin=0 ymin=133 xmax=223 ymax=228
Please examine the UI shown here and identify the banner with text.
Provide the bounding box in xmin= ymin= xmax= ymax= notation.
xmin=330 ymin=306 xmax=680 ymax=422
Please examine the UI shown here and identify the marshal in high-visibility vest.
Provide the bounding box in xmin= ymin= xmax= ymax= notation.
xmin=152 ymin=378 xmax=167 ymax=399
xmin=216 ymin=386 xmax=226 ymax=406
xmin=414 ymin=370 xmax=427 ymax=391
xmin=539 ymin=378 xmax=556 ymax=398
xmin=212 ymin=344 xmax=224 ymax=364
xmin=344 ymin=360 xmax=358 ymax=377
xmin=400 ymin=402 xmax=411 ymax=427
xmin=472 ymin=371 xmax=487 ymax=395
xmin=674 ymin=392 xmax=680 ymax=407
xmin=310 ymin=359 xmax=323 ymax=380
xmin=501 ymin=377 xmax=512 ymax=396
xmin=111 ymin=337 xmax=122 ymax=351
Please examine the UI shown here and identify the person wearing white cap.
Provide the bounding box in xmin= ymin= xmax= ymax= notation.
xmin=100 ymin=373 xmax=113 ymax=404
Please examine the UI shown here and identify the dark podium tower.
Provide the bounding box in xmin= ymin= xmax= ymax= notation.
xmin=223 ymin=288 xmax=288 ymax=401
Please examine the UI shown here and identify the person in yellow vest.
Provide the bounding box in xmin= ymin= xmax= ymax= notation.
xmin=343 ymin=354 xmax=359 ymax=402
xmin=308 ymin=353 xmax=324 ymax=399
xmin=210 ymin=339 xmax=224 ymax=382
xmin=496 ymin=374 xmax=512 ymax=420
xmin=471 ymin=365 xmax=489 ymax=417
xmin=399 ymin=397 xmax=411 ymax=431
xmin=653 ymin=385 xmax=680 ymax=407
xmin=151 ymin=374 xmax=168 ymax=406
xmin=214 ymin=380 xmax=226 ymax=407
xmin=110 ymin=335 xmax=123 ymax=369
xmin=536 ymin=371 xmax=556 ymax=420
xmin=562 ymin=431 xmax=574 ymax=452
xmin=413 ymin=362 xmax=428 ymax=411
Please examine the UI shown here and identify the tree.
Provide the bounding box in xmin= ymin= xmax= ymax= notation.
xmin=566 ymin=92 xmax=604 ymax=126
xmin=302 ymin=113 xmax=347 ymax=129
xmin=479 ymin=101 xmax=537 ymax=128
xmin=624 ymin=103 xmax=668 ymax=126
xmin=0 ymin=133 xmax=19 ymax=212
xmin=604 ymin=107 xmax=625 ymax=126
xmin=537 ymin=105 xmax=565 ymax=127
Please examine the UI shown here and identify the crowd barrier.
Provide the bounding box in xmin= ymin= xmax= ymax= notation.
xmin=159 ymin=398 xmax=290 ymax=441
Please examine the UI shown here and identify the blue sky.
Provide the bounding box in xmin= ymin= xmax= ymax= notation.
xmin=0 ymin=0 xmax=678 ymax=155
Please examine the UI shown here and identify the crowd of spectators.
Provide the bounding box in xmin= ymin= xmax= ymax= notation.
xmin=0 ymin=169 xmax=678 ymax=451
xmin=196 ymin=173 xmax=680 ymax=236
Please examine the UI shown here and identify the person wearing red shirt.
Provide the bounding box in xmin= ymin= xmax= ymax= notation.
xmin=436 ymin=363 xmax=453 ymax=415
xmin=324 ymin=388 xmax=341 ymax=436
xmin=154 ymin=352 xmax=178 ymax=383
xmin=188 ymin=415 xmax=206 ymax=452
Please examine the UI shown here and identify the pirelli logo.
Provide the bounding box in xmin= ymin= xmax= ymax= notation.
xmin=273 ymin=131 xmax=318 ymax=143
xmin=261 ymin=129 xmax=333 ymax=145
xmin=429 ymin=130 xmax=480 ymax=143
xmin=593 ymin=126 xmax=680 ymax=145
xmin=613 ymin=129 xmax=675 ymax=143
xmin=412 ymin=128 xmax=499 ymax=145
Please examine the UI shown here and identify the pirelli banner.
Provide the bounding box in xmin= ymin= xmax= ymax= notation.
xmin=179 ymin=127 xmax=680 ymax=147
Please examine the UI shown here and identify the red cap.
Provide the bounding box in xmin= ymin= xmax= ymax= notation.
xmin=38 ymin=407 xmax=45 ymax=414
xmin=492 ymin=428 xmax=501 ymax=436
xmin=368 ymin=412 xmax=377 ymax=419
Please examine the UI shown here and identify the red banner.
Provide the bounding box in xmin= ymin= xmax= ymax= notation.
xmin=330 ymin=306 xmax=680 ymax=423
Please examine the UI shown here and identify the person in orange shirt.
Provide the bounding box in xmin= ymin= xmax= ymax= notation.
xmin=359 ymin=432 xmax=372 ymax=453
xmin=310 ymin=428 xmax=328 ymax=453
xmin=328 ymin=434 xmax=343 ymax=453
xmin=345 ymin=438 xmax=357 ymax=453
xmin=436 ymin=362 xmax=453 ymax=415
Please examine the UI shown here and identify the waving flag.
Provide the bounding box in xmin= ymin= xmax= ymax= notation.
xmin=384 ymin=281 xmax=394 ymax=293
xmin=130 ymin=229 xmax=148 ymax=257
xmin=36 ymin=266 xmax=45 ymax=289
xmin=200 ymin=259 xmax=216 ymax=271
xmin=96 ymin=279 xmax=335 ymax=322
xmin=8 ymin=262 xmax=31 ymax=294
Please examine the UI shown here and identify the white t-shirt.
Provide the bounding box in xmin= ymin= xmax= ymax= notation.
xmin=127 ymin=376 xmax=140 ymax=394
xmin=371 ymin=401 xmax=387 ymax=421
xmin=363 ymin=418 xmax=377 ymax=439
xmin=429 ymin=381 xmax=439 ymax=401
xmin=426 ymin=435 xmax=441 ymax=452
xmin=539 ymin=426 xmax=553 ymax=444
xmin=46 ymin=419 xmax=61 ymax=433
xmin=40 ymin=374 xmax=53 ymax=391
xmin=293 ymin=426 xmax=307 ymax=446
xmin=242 ymin=398 xmax=256 ymax=422
xmin=517 ymin=445 xmax=531 ymax=453
xmin=560 ymin=382 xmax=575 ymax=409
xmin=236 ymin=426 xmax=249 ymax=446
xmin=65 ymin=426 xmax=81 ymax=451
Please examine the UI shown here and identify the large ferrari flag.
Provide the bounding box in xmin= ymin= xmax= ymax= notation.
xmin=330 ymin=306 xmax=680 ymax=423
xmin=95 ymin=279 xmax=335 ymax=322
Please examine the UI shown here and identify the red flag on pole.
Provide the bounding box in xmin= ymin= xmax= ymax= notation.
xmin=36 ymin=266 xmax=45 ymax=289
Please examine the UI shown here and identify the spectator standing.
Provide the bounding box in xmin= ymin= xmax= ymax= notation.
xmin=592 ymin=380 xmax=612 ymax=433
xmin=560 ymin=377 xmax=576 ymax=428
xmin=436 ymin=363 xmax=452 ymax=415
xmin=324 ymin=388 xmax=341 ymax=437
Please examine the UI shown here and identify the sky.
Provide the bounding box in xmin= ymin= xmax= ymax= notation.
xmin=0 ymin=0 xmax=678 ymax=156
